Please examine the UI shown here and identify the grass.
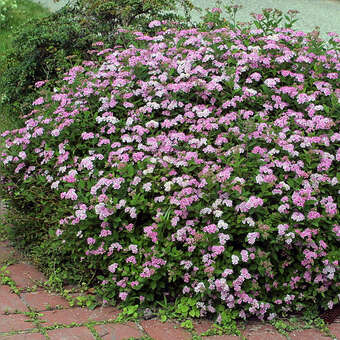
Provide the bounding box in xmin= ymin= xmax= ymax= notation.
xmin=0 ymin=0 xmax=50 ymax=135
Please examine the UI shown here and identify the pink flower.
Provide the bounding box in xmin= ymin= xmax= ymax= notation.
xmin=128 ymin=245 xmax=138 ymax=254
xmin=232 ymin=255 xmax=239 ymax=265
xmin=328 ymin=301 xmax=334 ymax=309
xmin=144 ymin=224 xmax=158 ymax=243
xmin=183 ymin=286 xmax=191 ymax=294
xmin=278 ymin=204 xmax=290 ymax=214
xmin=222 ymin=269 xmax=233 ymax=277
xmin=108 ymin=263 xmax=118 ymax=273
xmin=211 ymin=7 xmax=222 ymax=13
xmin=56 ymin=229 xmax=63 ymax=236
xmin=240 ymin=268 xmax=251 ymax=279
xmin=81 ymin=132 xmax=94 ymax=140
xmin=319 ymin=240 xmax=327 ymax=249
xmin=236 ymin=196 xmax=263 ymax=213
xmin=125 ymin=223 xmax=134 ymax=232
xmin=148 ymin=20 xmax=161 ymax=28
xmin=14 ymin=163 xmax=25 ymax=173
xmin=247 ymin=232 xmax=260 ymax=245
xmin=87 ymin=237 xmax=96 ymax=245
xmin=211 ymin=245 xmax=225 ymax=256
xmin=32 ymin=97 xmax=44 ymax=105
xmin=240 ymin=250 xmax=249 ymax=262
xmin=51 ymin=129 xmax=60 ymax=137
xmin=64 ymin=188 xmax=78 ymax=200
xmin=203 ymin=224 xmax=218 ymax=234
xmin=332 ymin=225 xmax=340 ymax=237
xmin=278 ymin=224 xmax=289 ymax=236
xmin=291 ymin=212 xmax=305 ymax=222
xmin=63 ymin=173 xmax=76 ymax=183
xmin=35 ymin=80 xmax=47 ymax=88
xmin=140 ymin=267 xmax=155 ymax=278
xmin=126 ymin=256 xmax=137 ymax=264
xmin=307 ymin=211 xmax=321 ymax=220
xmin=80 ymin=157 xmax=94 ymax=170
xmin=251 ymin=13 xmax=264 ymax=21
xmin=99 ymin=229 xmax=112 ymax=237
xmin=142 ymin=182 xmax=152 ymax=192
xmin=18 ymin=151 xmax=26 ymax=160
xmin=264 ymin=78 xmax=280 ymax=88
xmin=119 ymin=292 xmax=128 ymax=301
xmin=218 ymin=233 xmax=230 ymax=245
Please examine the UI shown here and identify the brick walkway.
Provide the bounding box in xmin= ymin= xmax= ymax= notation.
xmin=0 ymin=240 xmax=339 ymax=339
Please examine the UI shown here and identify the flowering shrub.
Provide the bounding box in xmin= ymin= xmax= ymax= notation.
xmin=0 ymin=15 xmax=339 ymax=321
xmin=0 ymin=0 xmax=16 ymax=27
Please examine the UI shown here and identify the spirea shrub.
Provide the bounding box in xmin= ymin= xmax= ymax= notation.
xmin=0 ymin=20 xmax=339 ymax=321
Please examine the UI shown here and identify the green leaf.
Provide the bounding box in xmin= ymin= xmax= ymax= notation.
xmin=189 ymin=309 xmax=196 ymax=317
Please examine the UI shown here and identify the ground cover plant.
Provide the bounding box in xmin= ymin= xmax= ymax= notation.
xmin=0 ymin=2 xmax=339 ymax=324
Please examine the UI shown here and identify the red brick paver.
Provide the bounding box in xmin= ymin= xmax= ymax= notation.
xmin=6 ymin=264 xmax=46 ymax=289
xmin=39 ymin=306 xmax=119 ymax=326
xmin=0 ymin=241 xmax=21 ymax=267
xmin=0 ymin=333 xmax=46 ymax=340
xmin=329 ymin=322 xmax=340 ymax=339
xmin=48 ymin=326 xmax=95 ymax=340
xmin=0 ymin=242 xmax=12 ymax=263
xmin=0 ymin=285 xmax=28 ymax=314
xmin=201 ymin=336 xmax=240 ymax=340
xmin=194 ymin=319 xmax=214 ymax=335
xmin=94 ymin=322 xmax=143 ymax=340
xmin=21 ymin=291 xmax=70 ymax=311
xmin=0 ymin=314 xmax=35 ymax=333
xmin=141 ymin=319 xmax=192 ymax=340
xmin=289 ymin=329 xmax=334 ymax=339
xmin=242 ymin=322 xmax=285 ymax=340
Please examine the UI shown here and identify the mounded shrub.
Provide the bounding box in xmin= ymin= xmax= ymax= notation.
xmin=0 ymin=16 xmax=339 ymax=322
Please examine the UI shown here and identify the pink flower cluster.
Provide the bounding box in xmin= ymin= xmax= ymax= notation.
xmin=1 ymin=22 xmax=339 ymax=320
